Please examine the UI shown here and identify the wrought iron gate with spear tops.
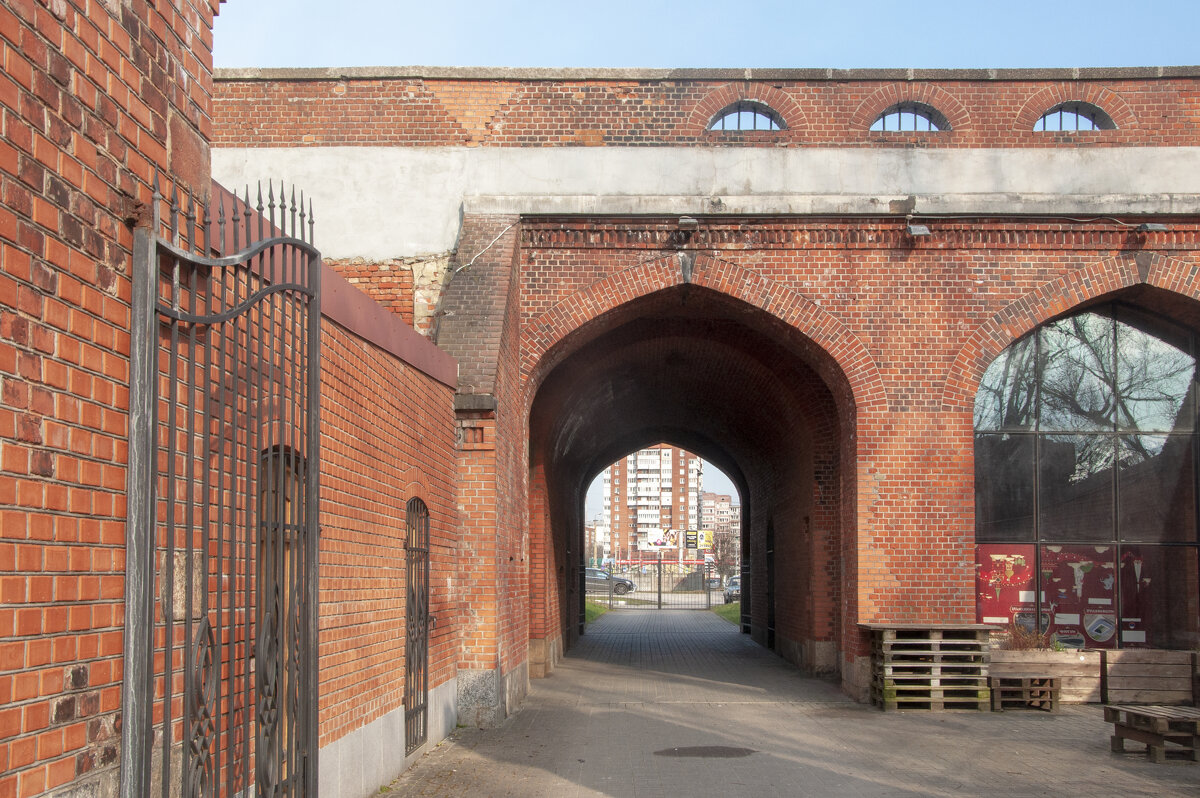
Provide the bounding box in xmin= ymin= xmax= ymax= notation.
xmin=119 ymin=177 xmax=321 ymax=798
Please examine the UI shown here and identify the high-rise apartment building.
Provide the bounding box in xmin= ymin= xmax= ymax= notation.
xmin=601 ymin=444 xmax=702 ymax=560
xmin=700 ymin=491 xmax=741 ymax=537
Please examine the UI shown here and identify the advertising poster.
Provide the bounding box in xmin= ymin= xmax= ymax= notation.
xmin=684 ymin=530 xmax=698 ymax=549
xmin=976 ymin=544 xmax=1147 ymax=648
xmin=637 ymin=528 xmax=679 ymax=551
xmin=698 ymin=529 xmax=714 ymax=550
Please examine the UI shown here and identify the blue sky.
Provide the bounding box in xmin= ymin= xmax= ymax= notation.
xmin=211 ymin=0 xmax=1196 ymax=515
xmin=214 ymin=0 xmax=1200 ymax=70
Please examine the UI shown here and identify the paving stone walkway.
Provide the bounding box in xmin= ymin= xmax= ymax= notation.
xmin=384 ymin=610 xmax=1199 ymax=797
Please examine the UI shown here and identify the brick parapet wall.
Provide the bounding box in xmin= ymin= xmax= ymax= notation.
xmin=213 ymin=72 xmax=1200 ymax=149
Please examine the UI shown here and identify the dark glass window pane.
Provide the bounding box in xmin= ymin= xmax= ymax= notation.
xmin=1041 ymin=544 xmax=1117 ymax=648
xmin=1114 ymin=313 xmax=1196 ymax=433
xmin=1038 ymin=434 xmax=1114 ymax=541
xmin=1039 ymin=313 xmax=1115 ymax=432
xmin=974 ymin=434 xmax=1035 ymax=541
xmin=975 ymin=543 xmax=1037 ymax=628
xmin=1118 ymin=434 xmax=1197 ymax=543
xmin=1118 ymin=545 xmax=1199 ymax=649
xmin=974 ymin=336 xmax=1038 ymax=431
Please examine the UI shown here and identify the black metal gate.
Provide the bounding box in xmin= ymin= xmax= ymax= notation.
xmin=585 ymin=558 xmax=722 ymax=611
xmin=120 ymin=177 xmax=322 ymax=798
xmin=405 ymin=498 xmax=431 ymax=754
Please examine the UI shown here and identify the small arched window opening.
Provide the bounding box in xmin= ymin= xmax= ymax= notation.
xmin=1034 ymin=102 xmax=1117 ymax=131
xmin=707 ymin=101 xmax=785 ymax=131
xmin=870 ymin=102 xmax=950 ymax=132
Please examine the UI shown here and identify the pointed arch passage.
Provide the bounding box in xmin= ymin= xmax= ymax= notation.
xmin=525 ymin=280 xmax=858 ymax=685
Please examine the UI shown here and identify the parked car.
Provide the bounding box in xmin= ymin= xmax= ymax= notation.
xmin=705 ymin=576 xmax=722 ymax=590
xmin=723 ymin=576 xmax=741 ymax=604
xmin=585 ymin=568 xmax=635 ymax=595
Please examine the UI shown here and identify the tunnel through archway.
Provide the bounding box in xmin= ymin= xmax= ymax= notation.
xmin=526 ymin=282 xmax=857 ymax=678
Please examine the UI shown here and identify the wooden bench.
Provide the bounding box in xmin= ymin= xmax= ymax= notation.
xmin=1104 ymin=704 xmax=1200 ymax=763
xmin=990 ymin=674 xmax=1059 ymax=712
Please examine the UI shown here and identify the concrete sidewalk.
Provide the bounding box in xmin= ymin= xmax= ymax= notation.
xmin=384 ymin=610 xmax=1199 ymax=797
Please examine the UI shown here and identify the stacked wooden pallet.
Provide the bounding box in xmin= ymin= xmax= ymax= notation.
xmin=990 ymin=674 xmax=1060 ymax=712
xmin=865 ymin=625 xmax=993 ymax=711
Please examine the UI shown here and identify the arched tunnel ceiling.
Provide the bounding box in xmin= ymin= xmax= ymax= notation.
xmin=528 ymin=285 xmax=848 ymax=508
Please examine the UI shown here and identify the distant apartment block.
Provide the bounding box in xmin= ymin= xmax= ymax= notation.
xmin=601 ymin=445 xmax=703 ymax=560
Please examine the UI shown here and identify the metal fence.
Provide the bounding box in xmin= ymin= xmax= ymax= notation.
xmin=120 ymin=178 xmax=322 ymax=798
xmin=584 ymin=558 xmax=736 ymax=610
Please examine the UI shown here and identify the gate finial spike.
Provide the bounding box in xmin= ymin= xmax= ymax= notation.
xmin=201 ymin=193 xmax=211 ymax=255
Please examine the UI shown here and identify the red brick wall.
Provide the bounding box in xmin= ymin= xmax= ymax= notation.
xmin=325 ymin=258 xmax=415 ymax=326
xmin=511 ymin=217 xmax=1200 ymax=672
xmin=0 ymin=0 xmax=220 ymax=795
xmin=317 ymin=318 xmax=457 ymax=747
xmin=214 ymin=71 xmax=1200 ymax=149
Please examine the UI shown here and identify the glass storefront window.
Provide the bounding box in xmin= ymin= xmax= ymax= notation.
xmin=974 ymin=303 xmax=1200 ymax=649
xmin=975 ymin=336 xmax=1038 ymax=431
xmin=975 ymin=544 xmax=1037 ymax=628
xmin=1118 ymin=434 xmax=1196 ymax=543
xmin=1118 ymin=546 xmax=1199 ymax=649
xmin=1038 ymin=434 xmax=1114 ymax=541
xmin=974 ymin=434 xmax=1034 ymax=542
xmin=1041 ymin=545 xmax=1117 ymax=648
xmin=1039 ymin=314 xmax=1114 ymax=433
xmin=1115 ymin=309 xmax=1195 ymax=433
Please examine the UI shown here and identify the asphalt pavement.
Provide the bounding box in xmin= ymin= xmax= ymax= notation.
xmin=383 ymin=610 xmax=1199 ymax=797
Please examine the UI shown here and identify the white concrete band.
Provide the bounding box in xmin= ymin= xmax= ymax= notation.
xmin=212 ymin=146 xmax=1200 ymax=259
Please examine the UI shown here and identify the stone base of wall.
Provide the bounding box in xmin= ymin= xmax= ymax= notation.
xmin=529 ymin=634 xmax=563 ymax=678
xmin=776 ymin=634 xmax=839 ymax=676
xmin=320 ymin=676 xmax=457 ymax=798
xmin=457 ymin=662 xmax=529 ymax=728
xmin=842 ymin=653 xmax=872 ymax=702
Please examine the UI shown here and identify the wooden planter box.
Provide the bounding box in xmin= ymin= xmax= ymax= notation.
xmin=991 ymin=650 xmax=1102 ymax=703
xmin=991 ymin=649 xmax=1200 ymax=705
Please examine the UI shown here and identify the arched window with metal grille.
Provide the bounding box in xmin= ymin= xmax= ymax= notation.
xmin=1034 ymin=101 xmax=1117 ymax=131
xmin=707 ymin=101 xmax=786 ymax=131
xmin=405 ymin=496 xmax=431 ymax=754
xmin=870 ymin=102 xmax=950 ymax=132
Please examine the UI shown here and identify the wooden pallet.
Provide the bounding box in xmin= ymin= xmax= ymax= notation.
xmin=1105 ymin=704 xmax=1200 ymax=763
xmin=990 ymin=674 xmax=1059 ymax=712
xmin=865 ymin=625 xmax=994 ymax=711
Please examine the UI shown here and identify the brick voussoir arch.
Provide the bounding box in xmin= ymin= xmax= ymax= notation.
xmin=1015 ymin=83 xmax=1136 ymax=130
xmin=941 ymin=253 xmax=1198 ymax=412
xmin=687 ymin=83 xmax=809 ymax=135
xmin=851 ymin=83 xmax=971 ymax=131
xmin=521 ymin=253 xmax=887 ymax=413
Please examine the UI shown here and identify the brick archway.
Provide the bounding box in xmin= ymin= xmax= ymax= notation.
xmin=522 ymin=252 xmax=887 ymax=415
xmin=522 ymin=254 xmax=870 ymax=684
xmin=941 ymin=253 xmax=1200 ymax=414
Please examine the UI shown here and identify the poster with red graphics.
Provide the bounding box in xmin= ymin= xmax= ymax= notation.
xmin=976 ymin=544 xmax=1129 ymax=648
